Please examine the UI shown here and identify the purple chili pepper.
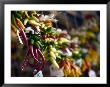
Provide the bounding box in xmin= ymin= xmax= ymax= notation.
xmin=21 ymin=57 xmax=29 ymax=71
xmin=32 ymin=48 xmax=46 ymax=75
xmin=37 ymin=49 xmax=46 ymax=70
xmin=33 ymin=47 xmax=39 ymax=61
xmin=16 ymin=19 xmax=46 ymax=76
xmin=33 ymin=48 xmax=42 ymax=72
xmin=28 ymin=45 xmax=39 ymax=62
xmin=16 ymin=19 xmax=28 ymax=47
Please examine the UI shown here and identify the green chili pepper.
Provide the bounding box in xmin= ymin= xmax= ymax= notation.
xmin=30 ymin=39 xmax=34 ymax=45
xmin=24 ymin=18 xmax=29 ymax=25
xmin=12 ymin=15 xmax=19 ymax=29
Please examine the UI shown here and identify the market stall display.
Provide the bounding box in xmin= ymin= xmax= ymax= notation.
xmin=11 ymin=11 xmax=100 ymax=77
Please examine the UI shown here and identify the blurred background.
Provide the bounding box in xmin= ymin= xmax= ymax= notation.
xmin=11 ymin=11 xmax=100 ymax=77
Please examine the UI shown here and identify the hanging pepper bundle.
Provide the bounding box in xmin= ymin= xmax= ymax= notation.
xmin=11 ymin=11 xmax=65 ymax=76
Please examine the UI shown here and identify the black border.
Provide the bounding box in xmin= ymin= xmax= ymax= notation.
xmin=0 ymin=2 xmax=4 ymax=87
xmin=0 ymin=0 xmax=110 ymax=4
xmin=107 ymin=1 xmax=110 ymax=86
xmin=0 ymin=0 xmax=109 ymax=87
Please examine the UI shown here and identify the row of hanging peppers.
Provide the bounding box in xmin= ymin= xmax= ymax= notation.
xmin=11 ymin=11 xmax=100 ymax=77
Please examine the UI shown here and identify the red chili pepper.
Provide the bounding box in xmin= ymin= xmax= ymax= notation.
xmin=84 ymin=59 xmax=91 ymax=70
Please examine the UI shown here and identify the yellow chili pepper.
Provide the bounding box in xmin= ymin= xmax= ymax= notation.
xmin=16 ymin=18 xmax=25 ymax=30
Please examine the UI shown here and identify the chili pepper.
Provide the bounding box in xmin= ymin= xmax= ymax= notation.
xmin=83 ymin=58 xmax=91 ymax=70
xmin=21 ymin=51 xmax=30 ymax=71
xmin=24 ymin=11 xmax=30 ymax=18
xmin=21 ymin=57 xmax=29 ymax=71
xmin=15 ymin=11 xmax=22 ymax=19
xmin=32 ymin=16 xmax=39 ymax=22
xmin=16 ymin=18 xmax=28 ymax=46
xmin=28 ymin=45 xmax=38 ymax=62
xmin=33 ymin=48 xmax=38 ymax=61
xmin=24 ymin=18 xmax=29 ymax=25
xmin=16 ymin=18 xmax=39 ymax=72
xmin=37 ymin=48 xmax=46 ymax=70
xmin=50 ymin=56 xmax=59 ymax=69
xmin=29 ymin=20 xmax=41 ymax=26
xmin=11 ymin=24 xmax=17 ymax=34
xmin=12 ymin=15 xmax=19 ymax=29
xmin=16 ymin=18 xmax=25 ymax=30
xmin=32 ymin=48 xmax=46 ymax=75
xmin=16 ymin=18 xmax=46 ymax=75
